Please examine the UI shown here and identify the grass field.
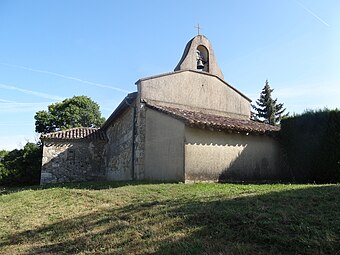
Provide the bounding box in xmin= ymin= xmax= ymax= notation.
xmin=0 ymin=182 xmax=339 ymax=254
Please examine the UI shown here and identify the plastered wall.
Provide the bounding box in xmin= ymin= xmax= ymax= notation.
xmin=144 ymin=108 xmax=185 ymax=181
xmin=184 ymin=127 xmax=285 ymax=182
xmin=139 ymin=71 xmax=250 ymax=119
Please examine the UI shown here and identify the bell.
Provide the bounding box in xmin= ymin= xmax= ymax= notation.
xmin=197 ymin=59 xmax=205 ymax=69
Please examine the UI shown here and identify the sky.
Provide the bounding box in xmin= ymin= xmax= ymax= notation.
xmin=0 ymin=0 xmax=339 ymax=150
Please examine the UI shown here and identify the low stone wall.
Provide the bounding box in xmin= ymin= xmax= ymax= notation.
xmin=41 ymin=140 xmax=106 ymax=184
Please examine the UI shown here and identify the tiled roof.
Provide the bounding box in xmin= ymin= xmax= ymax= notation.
xmin=40 ymin=127 xmax=107 ymax=141
xmin=146 ymin=103 xmax=280 ymax=136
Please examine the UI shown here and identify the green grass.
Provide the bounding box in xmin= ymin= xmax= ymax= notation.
xmin=0 ymin=182 xmax=339 ymax=254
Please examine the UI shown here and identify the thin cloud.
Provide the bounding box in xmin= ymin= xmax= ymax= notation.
xmin=0 ymin=98 xmax=16 ymax=103
xmin=0 ymin=101 xmax=52 ymax=110
xmin=296 ymin=1 xmax=330 ymax=27
xmin=0 ymin=62 xmax=131 ymax=93
xmin=0 ymin=83 xmax=63 ymax=101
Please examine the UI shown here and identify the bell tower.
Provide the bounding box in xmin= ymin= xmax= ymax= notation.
xmin=174 ymin=35 xmax=224 ymax=80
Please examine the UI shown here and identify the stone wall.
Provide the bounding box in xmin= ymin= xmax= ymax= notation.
xmin=104 ymin=106 xmax=134 ymax=180
xmin=133 ymin=98 xmax=146 ymax=180
xmin=41 ymin=140 xmax=106 ymax=184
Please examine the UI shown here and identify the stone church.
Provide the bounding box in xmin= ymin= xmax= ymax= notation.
xmin=40 ymin=35 xmax=286 ymax=184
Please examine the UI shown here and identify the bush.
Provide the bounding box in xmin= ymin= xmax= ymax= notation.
xmin=0 ymin=150 xmax=10 ymax=182
xmin=0 ymin=143 xmax=42 ymax=186
xmin=280 ymin=109 xmax=340 ymax=183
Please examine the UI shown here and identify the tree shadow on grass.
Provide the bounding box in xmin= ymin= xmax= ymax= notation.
xmin=0 ymin=180 xmax=168 ymax=196
xmin=1 ymin=185 xmax=339 ymax=255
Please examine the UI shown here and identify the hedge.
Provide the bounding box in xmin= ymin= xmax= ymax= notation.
xmin=280 ymin=109 xmax=340 ymax=183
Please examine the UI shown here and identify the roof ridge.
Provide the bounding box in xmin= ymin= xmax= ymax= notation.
xmin=40 ymin=127 xmax=107 ymax=141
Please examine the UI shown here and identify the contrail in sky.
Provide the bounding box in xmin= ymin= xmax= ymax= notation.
xmin=0 ymin=62 xmax=131 ymax=93
xmin=296 ymin=1 xmax=330 ymax=27
xmin=0 ymin=98 xmax=16 ymax=103
xmin=0 ymin=83 xmax=63 ymax=101
xmin=0 ymin=101 xmax=53 ymax=113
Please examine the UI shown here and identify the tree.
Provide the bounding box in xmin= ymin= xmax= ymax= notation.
xmin=0 ymin=150 xmax=9 ymax=182
xmin=35 ymin=96 xmax=106 ymax=134
xmin=0 ymin=143 xmax=42 ymax=186
xmin=252 ymin=80 xmax=288 ymax=126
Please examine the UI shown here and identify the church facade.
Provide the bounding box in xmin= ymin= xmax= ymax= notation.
xmin=40 ymin=35 xmax=287 ymax=184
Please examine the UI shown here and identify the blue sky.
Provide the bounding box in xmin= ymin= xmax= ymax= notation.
xmin=0 ymin=0 xmax=339 ymax=150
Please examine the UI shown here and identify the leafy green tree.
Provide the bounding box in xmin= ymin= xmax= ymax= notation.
xmin=35 ymin=96 xmax=106 ymax=134
xmin=0 ymin=150 xmax=9 ymax=182
xmin=252 ymin=80 xmax=288 ymax=125
xmin=0 ymin=143 xmax=42 ymax=186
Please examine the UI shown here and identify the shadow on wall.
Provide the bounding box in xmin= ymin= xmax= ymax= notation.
xmin=1 ymin=185 xmax=339 ymax=254
xmin=185 ymin=130 xmax=290 ymax=182
xmin=218 ymin=140 xmax=291 ymax=182
xmin=41 ymin=141 xmax=106 ymax=184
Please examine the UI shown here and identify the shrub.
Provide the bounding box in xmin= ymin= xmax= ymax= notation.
xmin=0 ymin=150 xmax=10 ymax=182
xmin=280 ymin=109 xmax=340 ymax=183
xmin=0 ymin=143 xmax=42 ymax=186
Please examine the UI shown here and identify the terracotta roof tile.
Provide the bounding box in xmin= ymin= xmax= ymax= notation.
xmin=40 ymin=127 xmax=107 ymax=141
xmin=146 ymin=103 xmax=280 ymax=136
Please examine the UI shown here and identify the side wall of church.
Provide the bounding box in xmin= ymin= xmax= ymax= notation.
xmin=133 ymin=98 xmax=146 ymax=180
xmin=40 ymin=140 xmax=106 ymax=184
xmin=139 ymin=71 xmax=250 ymax=119
xmin=184 ymin=127 xmax=288 ymax=182
xmin=143 ymin=108 xmax=185 ymax=181
xmin=104 ymin=107 xmax=134 ymax=181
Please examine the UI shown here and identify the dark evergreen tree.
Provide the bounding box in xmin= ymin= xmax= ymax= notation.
xmin=252 ymin=80 xmax=288 ymax=125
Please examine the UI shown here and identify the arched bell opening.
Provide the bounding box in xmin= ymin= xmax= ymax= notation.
xmin=196 ymin=45 xmax=209 ymax=72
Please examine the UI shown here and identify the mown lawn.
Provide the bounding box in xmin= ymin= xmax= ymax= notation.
xmin=0 ymin=182 xmax=339 ymax=254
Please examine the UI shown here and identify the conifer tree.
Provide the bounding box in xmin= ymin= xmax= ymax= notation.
xmin=252 ymin=80 xmax=288 ymax=126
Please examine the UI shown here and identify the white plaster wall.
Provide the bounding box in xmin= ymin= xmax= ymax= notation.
xmin=139 ymin=71 xmax=250 ymax=119
xmin=144 ymin=108 xmax=185 ymax=181
xmin=184 ymin=127 xmax=284 ymax=182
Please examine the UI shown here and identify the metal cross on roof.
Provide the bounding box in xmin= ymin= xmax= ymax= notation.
xmin=195 ymin=24 xmax=202 ymax=35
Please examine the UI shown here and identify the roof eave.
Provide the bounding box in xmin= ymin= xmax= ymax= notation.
xmin=101 ymin=92 xmax=138 ymax=130
xmin=145 ymin=103 xmax=280 ymax=137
